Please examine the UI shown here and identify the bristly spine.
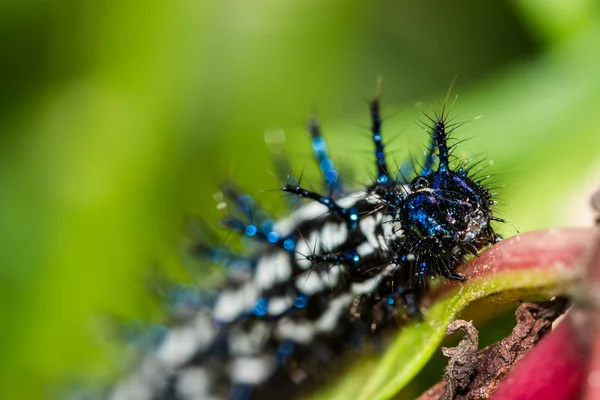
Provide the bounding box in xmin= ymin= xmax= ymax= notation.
xmin=110 ymin=87 xmax=501 ymax=400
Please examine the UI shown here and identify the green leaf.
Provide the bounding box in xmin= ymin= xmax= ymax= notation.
xmin=311 ymin=268 xmax=578 ymax=400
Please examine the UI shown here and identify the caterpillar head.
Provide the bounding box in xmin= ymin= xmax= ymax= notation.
xmin=397 ymin=116 xmax=498 ymax=257
xmin=400 ymin=171 xmax=496 ymax=255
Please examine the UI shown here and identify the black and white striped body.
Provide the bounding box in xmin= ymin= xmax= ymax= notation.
xmin=112 ymin=192 xmax=406 ymax=399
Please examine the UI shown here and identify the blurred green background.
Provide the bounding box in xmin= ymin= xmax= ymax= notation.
xmin=1 ymin=1 xmax=600 ymax=399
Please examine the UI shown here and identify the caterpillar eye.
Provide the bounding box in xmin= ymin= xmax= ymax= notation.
xmin=410 ymin=176 xmax=430 ymax=192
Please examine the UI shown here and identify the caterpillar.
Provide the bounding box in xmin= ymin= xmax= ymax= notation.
xmin=110 ymin=90 xmax=501 ymax=400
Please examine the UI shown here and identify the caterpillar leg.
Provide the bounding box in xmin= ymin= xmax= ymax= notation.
xmin=439 ymin=269 xmax=467 ymax=282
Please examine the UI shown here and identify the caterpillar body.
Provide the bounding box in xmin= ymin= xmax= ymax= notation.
xmin=111 ymin=93 xmax=500 ymax=400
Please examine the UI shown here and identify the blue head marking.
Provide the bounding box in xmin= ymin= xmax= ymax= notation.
xmin=400 ymin=169 xmax=494 ymax=250
xmin=405 ymin=195 xmax=450 ymax=238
